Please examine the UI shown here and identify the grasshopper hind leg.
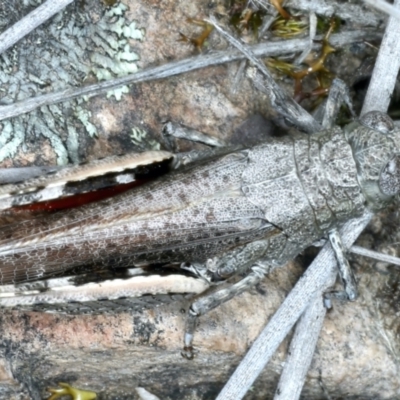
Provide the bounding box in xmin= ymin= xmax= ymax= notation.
xmin=182 ymin=254 xmax=276 ymax=359
xmin=180 ymin=236 xmax=284 ymax=358
xmin=182 ymin=262 xmax=274 ymax=359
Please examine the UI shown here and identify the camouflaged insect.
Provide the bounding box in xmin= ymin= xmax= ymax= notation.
xmin=0 ymin=111 xmax=399 ymax=358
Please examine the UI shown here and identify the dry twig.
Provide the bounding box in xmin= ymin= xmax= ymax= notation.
xmin=0 ymin=0 xmax=74 ymax=55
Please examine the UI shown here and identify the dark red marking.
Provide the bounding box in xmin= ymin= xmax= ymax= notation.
xmin=13 ymin=179 xmax=148 ymax=213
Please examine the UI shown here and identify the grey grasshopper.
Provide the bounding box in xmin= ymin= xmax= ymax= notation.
xmin=0 ymin=110 xmax=398 ymax=358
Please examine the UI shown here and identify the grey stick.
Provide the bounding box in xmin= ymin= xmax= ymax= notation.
xmin=206 ymin=17 xmax=320 ymax=134
xmin=0 ymin=0 xmax=74 ymax=55
xmin=350 ymin=245 xmax=400 ymax=267
xmin=364 ymin=0 xmax=400 ymax=21
xmin=273 ymin=296 xmax=328 ymax=400
xmin=361 ymin=0 xmax=400 ymax=115
xmin=255 ymin=0 xmax=382 ymax=26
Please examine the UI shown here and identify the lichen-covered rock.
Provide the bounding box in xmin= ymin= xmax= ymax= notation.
xmin=0 ymin=0 xmax=144 ymax=164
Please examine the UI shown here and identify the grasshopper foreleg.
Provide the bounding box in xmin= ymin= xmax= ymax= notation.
xmin=325 ymin=229 xmax=358 ymax=306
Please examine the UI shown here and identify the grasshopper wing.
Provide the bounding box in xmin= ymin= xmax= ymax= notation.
xmin=0 ymin=151 xmax=278 ymax=284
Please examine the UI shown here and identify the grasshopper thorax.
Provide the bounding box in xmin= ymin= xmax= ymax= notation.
xmin=345 ymin=111 xmax=400 ymax=210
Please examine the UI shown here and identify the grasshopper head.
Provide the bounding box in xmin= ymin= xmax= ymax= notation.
xmin=345 ymin=111 xmax=400 ymax=210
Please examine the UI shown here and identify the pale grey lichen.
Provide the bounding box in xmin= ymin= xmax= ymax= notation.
xmin=130 ymin=127 xmax=161 ymax=151
xmin=0 ymin=0 xmax=144 ymax=164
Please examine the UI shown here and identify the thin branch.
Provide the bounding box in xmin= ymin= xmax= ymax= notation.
xmin=364 ymin=0 xmax=400 ymax=21
xmin=0 ymin=0 xmax=74 ymax=55
xmin=273 ymin=296 xmax=327 ymax=400
xmin=258 ymin=1 xmax=279 ymax=37
xmin=206 ymin=16 xmax=320 ymax=133
xmin=0 ymin=30 xmax=376 ymax=122
xmin=229 ymin=59 xmax=247 ymax=95
xmin=294 ymin=12 xmax=317 ymax=65
xmin=321 ymin=79 xmax=355 ymax=129
xmin=361 ymin=0 xmax=400 ymax=115
xmin=350 ymin=245 xmax=400 ymax=267
xmin=256 ymin=0 xmax=381 ymax=26
xmin=287 ymin=0 xmax=381 ymax=26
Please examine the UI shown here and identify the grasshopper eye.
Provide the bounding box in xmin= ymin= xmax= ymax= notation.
xmin=379 ymin=156 xmax=400 ymax=196
xmin=360 ymin=111 xmax=394 ymax=134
